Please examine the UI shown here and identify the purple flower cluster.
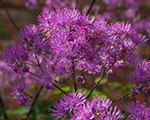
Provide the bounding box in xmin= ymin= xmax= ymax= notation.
xmin=125 ymin=100 xmax=150 ymax=119
xmin=1 ymin=44 xmax=29 ymax=74
xmin=0 ymin=60 xmax=37 ymax=108
xmin=37 ymin=8 xmax=147 ymax=75
xmin=128 ymin=60 xmax=150 ymax=83
xmin=128 ymin=60 xmax=150 ymax=95
xmin=50 ymin=91 xmax=86 ymax=119
xmin=1 ymin=7 xmax=149 ymax=119
xmin=1 ymin=8 xmax=148 ymax=109
xmin=0 ymin=60 xmax=35 ymax=87
xmin=10 ymin=80 xmax=31 ymax=108
xmin=24 ymin=0 xmax=37 ymax=9
xmin=99 ymin=0 xmax=150 ymax=38
xmin=51 ymin=91 xmax=124 ymax=120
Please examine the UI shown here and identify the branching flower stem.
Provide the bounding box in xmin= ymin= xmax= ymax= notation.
xmin=27 ymin=85 xmax=43 ymax=117
xmin=72 ymin=59 xmax=77 ymax=92
xmin=86 ymin=61 xmax=115 ymax=99
xmin=24 ymin=92 xmax=44 ymax=104
xmin=86 ymin=0 xmax=96 ymax=15
xmin=112 ymin=92 xmax=131 ymax=103
xmin=0 ymin=0 xmax=20 ymax=31
xmin=86 ymin=69 xmax=106 ymax=99
xmin=54 ymin=84 xmax=67 ymax=95
xmin=28 ymin=71 xmax=67 ymax=95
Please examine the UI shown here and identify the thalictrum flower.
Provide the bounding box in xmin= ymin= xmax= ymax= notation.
xmin=50 ymin=91 xmax=86 ymax=119
xmin=125 ymin=100 xmax=150 ymax=119
xmin=128 ymin=60 xmax=150 ymax=83
xmin=36 ymin=64 xmax=55 ymax=89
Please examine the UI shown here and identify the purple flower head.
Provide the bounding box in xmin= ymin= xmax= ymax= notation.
xmin=70 ymin=1 xmax=77 ymax=9
xmin=18 ymin=24 xmax=39 ymax=41
xmin=71 ymin=96 xmax=124 ymax=120
xmin=101 ymin=11 xmax=115 ymax=20
xmin=38 ymin=8 xmax=82 ymax=35
xmin=1 ymin=44 xmax=29 ymax=73
xmin=10 ymin=80 xmax=26 ymax=99
xmin=128 ymin=60 xmax=150 ymax=83
xmin=13 ymin=64 xmax=29 ymax=74
xmin=22 ymin=65 xmax=30 ymax=73
xmin=131 ymin=87 xmax=139 ymax=96
xmin=114 ymin=60 xmax=124 ymax=68
xmin=125 ymin=100 xmax=150 ymax=119
xmin=144 ymin=86 xmax=150 ymax=94
xmin=37 ymin=64 xmax=55 ymax=89
xmin=30 ymin=36 xmax=49 ymax=54
xmin=37 ymin=11 xmax=55 ymax=35
xmin=0 ymin=60 xmax=35 ymax=88
xmin=75 ymin=75 xmax=84 ymax=82
xmin=71 ymin=102 xmax=94 ymax=120
xmin=17 ymin=24 xmax=48 ymax=54
xmin=0 ymin=61 xmax=17 ymax=87
xmin=1 ymin=44 xmax=28 ymax=64
xmin=142 ymin=82 xmax=150 ymax=94
xmin=24 ymin=0 xmax=37 ymax=9
xmin=91 ymin=96 xmax=112 ymax=111
xmin=91 ymin=96 xmax=124 ymax=119
xmin=16 ymin=95 xmax=31 ymax=108
xmin=50 ymin=91 xmax=86 ymax=119
xmin=111 ymin=22 xmax=147 ymax=48
xmin=125 ymin=51 xmax=141 ymax=67
xmin=131 ymin=21 xmax=144 ymax=31
xmin=124 ymin=9 xmax=136 ymax=19
xmin=54 ymin=58 xmax=72 ymax=81
xmin=97 ymin=106 xmax=124 ymax=120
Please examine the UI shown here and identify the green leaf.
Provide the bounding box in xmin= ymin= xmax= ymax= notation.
xmin=72 ymin=78 xmax=77 ymax=84
xmin=55 ymin=76 xmax=60 ymax=82
xmin=0 ymin=108 xmax=6 ymax=117
xmin=50 ymin=86 xmax=73 ymax=97
xmin=62 ymin=86 xmax=73 ymax=92
xmin=108 ymin=82 xmax=122 ymax=90
xmin=120 ymin=84 xmax=133 ymax=94
xmin=0 ymin=26 xmax=7 ymax=34
xmin=94 ymin=77 xmax=100 ymax=83
xmin=108 ymin=82 xmax=133 ymax=94
xmin=95 ymin=77 xmax=108 ymax=85
xmin=11 ymin=107 xmax=29 ymax=115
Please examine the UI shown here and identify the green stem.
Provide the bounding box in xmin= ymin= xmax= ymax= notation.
xmin=0 ymin=92 xmax=8 ymax=120
xmin=27 ymin=86 xmax=43 ymax=117
xmin=72 ymin=59 xmax=77 ymax=92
